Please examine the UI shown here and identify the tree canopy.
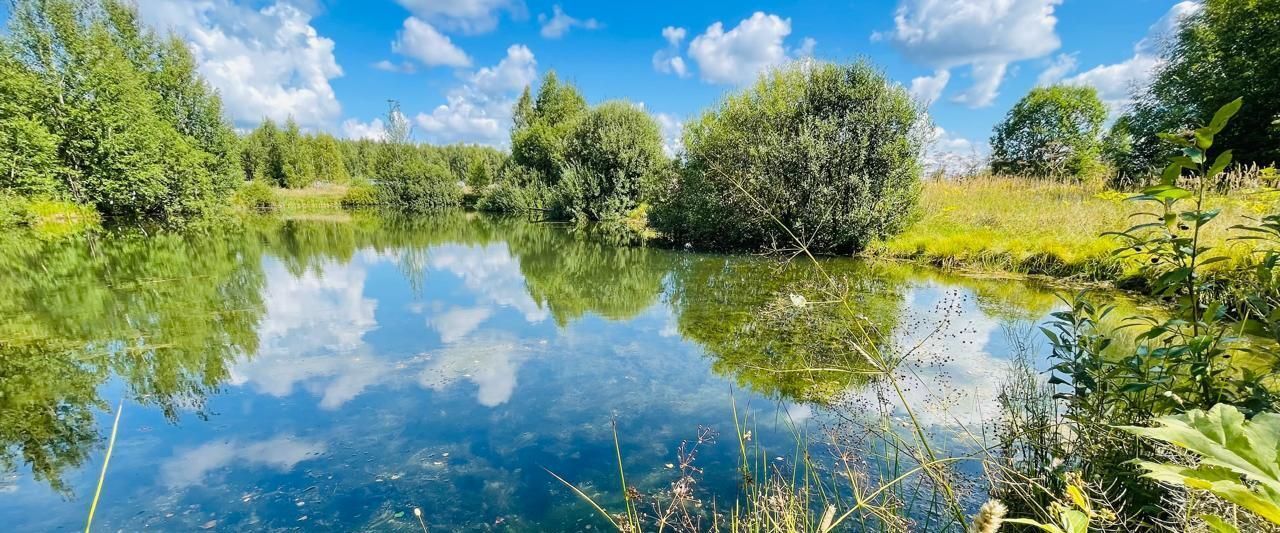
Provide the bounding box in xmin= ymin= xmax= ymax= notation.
xmin=0 ymin=0 xmax=239 ymax=220
xmin=990 ymin=85 xmax=1108 ymax=180
xmin=1120 ymin=0 xmax=1280 ymax=176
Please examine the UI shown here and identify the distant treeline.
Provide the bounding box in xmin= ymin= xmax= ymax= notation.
xmin=236 ymin=115 xmax=506 ymax=194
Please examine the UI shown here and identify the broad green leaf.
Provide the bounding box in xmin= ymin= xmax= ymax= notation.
xmin=1122 ymin=405 xmax=1280 ymax=525
xmin=1060 ymin=509 xmax=1090 ymax=533
xmin=1207 ymin=98 xmax=1244 ymax=134
xmin=1004 ymin=518 xmax=1067 ymax=533
xmin=1208 ymin=150 xmax=1233 ymax=178
xmin=1201 ymin=514 xmax=1241 ymax=533
xmin=1195 ymin=127 xmax=1214 ymax=150
xmin=1158 ymin=132 xmax=1193 ymax=148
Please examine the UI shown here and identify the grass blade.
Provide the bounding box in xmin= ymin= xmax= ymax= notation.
xmin=85 ymin=399 xmax=123 ymax=533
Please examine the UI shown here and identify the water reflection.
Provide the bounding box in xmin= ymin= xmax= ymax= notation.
xmin=161 ymin=435 xmax=327 ymax=488
xmin=0 ymin=211 xmax=1081 ymax=529
xmin=418 ymin=336 xmax=535 ymax=407
xmin=231 ymin=259 xmax=381 ymax=410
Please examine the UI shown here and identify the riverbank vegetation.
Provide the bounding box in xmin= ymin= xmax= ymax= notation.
xmin=554 ymin=100 xmax=1280 ymax=532
xmin=2 ymin=0 xmax=1280 ymax=531
xmin=869 ymin=174 xmax=1273 ymax=280
xmin=651 ymin=61 xmax=923 ymax=254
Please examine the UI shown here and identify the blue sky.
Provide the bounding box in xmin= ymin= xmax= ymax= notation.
xmin=17 ymin=1 xmax=1202 ymax=167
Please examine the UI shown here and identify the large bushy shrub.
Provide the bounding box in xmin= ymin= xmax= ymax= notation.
xmin=553 ymin=101 xmax=668 ymax=220
xmin=475 ymin=164 xmax=547 ymax=213
xmin=652 ymin=61 xmax=924 ymax=253
xmin=485 ymin=73 xmax=673 ymax=220
xmin=373 ymin=145 xmax=462 ymax=210
xmin=990 ymin=85 xmax=1108 ymax=181
xmin=339 ymin=179 xmax=379 ymax=208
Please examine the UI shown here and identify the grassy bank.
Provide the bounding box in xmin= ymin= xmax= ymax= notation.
xmin=868 ymin=176 xmax=1273 ymax=281
xmin=273 ymin=182 xmax=351 ymax=210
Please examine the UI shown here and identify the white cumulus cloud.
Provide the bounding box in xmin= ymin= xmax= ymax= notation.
xmin=393 ymin=17 xmax=471 ymax=67
xmin=951 ymin=61 xmax=1008 ymax=108
xmin=373 ymin=59 xmax=417 ymax=74
xmin=342 ymin=118 xmax=387 ymax=141
xmin=1060 ymin=1 xmax=1201 ymax=115
xmin=538 ymin=5 xmax=600 ymax=39
xmin=394 ymin=0 xmax=525 ymax=35
xmin=652 ymin=26 xmax=689 ymax=78
xmin=414 ymin=44 xmax=537 ymax=146
xmin=136 ymin=0 xmax=344 ymax=129
xmin=686 ymin=12 xmax=813 ymax=85
xmin=909 ymin=69 xmax=950 ymax=105
xmin=1036 ymin=52 xmax=1078 ymax=86
xmin=877 ymin=0 xmax=1064 ymax=108
xmin=653 ymin=112 xmax=685 ymax=157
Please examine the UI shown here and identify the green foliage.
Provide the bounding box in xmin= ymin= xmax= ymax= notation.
xmin=489 ymin=76 xmax=671 ymax=220
xmin=0 ymin=0 xmax=239 ymax=220
xmin=1004 ymin=479 xmax=1110 ymax=533
xmin=437 ymin=144 xmax=507 ymax=190
xmin=277 ymin=117 xmax=315 ymax=188
xmin=233 ymin=180 xmax=277 ymax=211
xmin=990 ymin=85 xmax=1108 ymax=181
xmin=551 ymin=101 xmax=668 ymax=220
xmin=307 ymin=133 xmax=350 ymax=184
xmin=241 ymin=118 xmax=350 ymax=188
xmin=362 ymin=102 xmax=464 ymax=210
xmin=653 ymin=61 xmax=924 ymax=253
xmin=1098 ymin=98 xmax=1276 ymax=415
xmin=510 ymin=71 xmax=588 ymax=186
xmin=339 ymin=138 xmax=381 ymax=179
xmin=339 ymin=180 xmax=380 ymax=208
xmin=374 ymin=144 xmax=463 ymax=210
xmin=0 ymin=48 xmax=62 ymax=197
xmin=1020 ymin=99 xmax=1280 ymax=525
xmin=1101 ymin=116 xmax=1139 ymax=188
xmin=1124 ymin=0 xmax=1280 ymax=176
xmin=1123 ymin=404 xmax=1280 ymax=526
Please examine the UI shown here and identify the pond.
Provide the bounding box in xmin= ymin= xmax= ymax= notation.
xmin=0 ymin=211 xmax=1103 ymax=531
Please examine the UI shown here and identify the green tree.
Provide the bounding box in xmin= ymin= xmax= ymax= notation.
xmin=652 ymin=61 xmax=924 ymax=253
xmin=555 ymin=101 xmax=668 ymax=220
xmin=372 ymin=102 xmax=462 ymax=209
xmin=0 ymin=45 xmax=62 ymax=197
xmin=990 ymin=85 xmax=1108 ymax=180
xmin=1 ymin=0 xmax=234 ymax=219
xmin=510 ymin=71 xmax=588 ymax=185
xmin=277 ymin=117 xmax=315 ymax=188
xmin=242 ymin=118 xmax=280 ymax=183
xmin=308 ymin=132 xmax=350 ymax=184
xmin=1124 ymin=0 xmax=1280 ymax=175
xmin=1102 ymin=115 xmax=1140 ymax=188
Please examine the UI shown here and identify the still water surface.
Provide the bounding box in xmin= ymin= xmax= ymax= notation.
xmin=0 ymin=212 xmax=1076 ymax=530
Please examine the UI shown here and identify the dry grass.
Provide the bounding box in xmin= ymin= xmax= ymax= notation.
xmin=869 ymin=175 xmax=1274 ymax=281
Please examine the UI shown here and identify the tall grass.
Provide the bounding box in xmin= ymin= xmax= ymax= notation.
xmin=869 ymin=175 xmax=1270 ymax=280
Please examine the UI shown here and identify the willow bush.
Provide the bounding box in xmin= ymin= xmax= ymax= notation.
xmin=652 ymin=61 xmax=925 ymax=254
xmin=553 ymin=101 xmax=668 ymax=221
